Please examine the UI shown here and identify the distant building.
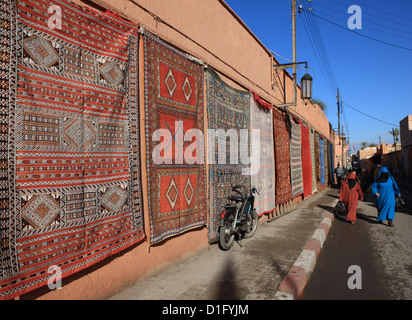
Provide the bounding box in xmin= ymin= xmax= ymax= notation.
xmin=358 ymin=146 xmax=377 ymax=160
xmin=377 ymin=142 xmax=401 ymax=176
xmin=400 ymin=115 xmax=412 ymax=178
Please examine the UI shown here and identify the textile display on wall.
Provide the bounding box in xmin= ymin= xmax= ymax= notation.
xmin=300 ymin=123 xmax=312 ymax=198
xmin=250 ymin=94 xmax=276 ymax=216
xmin=310 ymin=128 xmax=317 ymax=194
xmin=273 ymin=108 xmax=292 ymax=204
xmin=1 ymin=0 xmax=144 ymax=299
xmin=314 ymin=132 xmax=321 ymax=190
xmin=143 ymin=32 xmax=207 ymax=244
xmin=323 ymin=140 xmax=329 ymax=185
xmin=329 ymin=142 xmax=335 ymax=183
xmin=319 ymin=135 xmax=326 ymax=186
xmin=289 ymin=115 xmax=304 ymax=198
xmin=207 ymin=68 xmax=250 ymax=241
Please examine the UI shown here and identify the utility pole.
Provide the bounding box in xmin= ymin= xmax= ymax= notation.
xmin=342 ymin=125 xmax=345 ymax=169
xmin=337 ymin=88 xmax=341 ymax=167
xmin=337 ymin=88 xmax=340 ymax=145
xmin=292 ymin=0 xmax=297 ymax=106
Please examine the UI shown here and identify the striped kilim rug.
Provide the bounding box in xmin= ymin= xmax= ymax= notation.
xmin=314 ymin=132 xmax=321 ymax=190
xmin=310 ymin=128 xmax=317 ymax=194
xmin=0 ymin=0 xmax=144 ymax=299
xmin=319 ymin=135 xmax=326 ymax=186
xmin=250 ymin=95 xmax=276 ymax=216
xmin=289 ymin=115 xmax=304 ymax=198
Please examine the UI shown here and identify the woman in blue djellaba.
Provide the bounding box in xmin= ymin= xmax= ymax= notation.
xmin=371 ymin=167 xmax=401 ymax=227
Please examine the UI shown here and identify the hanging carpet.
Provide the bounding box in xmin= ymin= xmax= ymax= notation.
xmin=207 ymin=68 xmax=251 ymax=241
xmin=300 ymin=123 xmax=313 ymax=198
xmin=143 ymin=32 xmax=207 ymax=244
xmin=289 ymin=115 xmax=304 ymax=198
xmin=319 ymin=135 xmax=326 ymax=186
xmin=310 ymin=128 xmax=317 ymax=194
xmin=314 ymin=132 xmax=321 ymax=191
xmin=0 ymin=0 xmax=144 ymax=299
xmin=273 ymin=108 xmax=292 ymax=205
xmin=250 ymin=94 xmax=276 ymax=216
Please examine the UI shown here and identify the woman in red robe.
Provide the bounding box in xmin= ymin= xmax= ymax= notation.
xmin=339 ymin=171 xmax=363 ymax=224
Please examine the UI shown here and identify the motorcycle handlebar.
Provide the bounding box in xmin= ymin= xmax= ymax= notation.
xmin=231 ymin=185 xmax=259 ymax=195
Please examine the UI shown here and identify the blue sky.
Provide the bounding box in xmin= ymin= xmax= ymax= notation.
xmin=224 ymin=0 xmax=412 ymax=153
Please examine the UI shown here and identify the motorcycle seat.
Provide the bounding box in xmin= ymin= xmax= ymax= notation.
xmin=228 ymin=195 xmax=243 ymax=202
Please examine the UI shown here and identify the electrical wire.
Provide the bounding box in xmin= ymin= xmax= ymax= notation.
xmin=301 ymin=8 xmax=412 ymax=51
xmin=328 ymin=0 xmax=412 ymax=28
xmin=342 ymin=102 xmax=401 ymax=127
xmin=302 ymin=1 xmax=338 ymax=91
xmin=316 ymin=1 xmax=412 ymax=37
xmin=300 ymin=2 xmax=337 ymax=100
xmin=310 ymin=4 xmax=412 ymax=41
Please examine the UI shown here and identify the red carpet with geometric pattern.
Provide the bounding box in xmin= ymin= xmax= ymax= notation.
xmin=143 ymin=32 xmax=207 ymax=244
xmin=0 ymin=0 xmax=144 ymax=299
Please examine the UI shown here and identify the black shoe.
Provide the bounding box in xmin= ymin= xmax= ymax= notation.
xmin=388 ymin=220 xmax=394 ymax=227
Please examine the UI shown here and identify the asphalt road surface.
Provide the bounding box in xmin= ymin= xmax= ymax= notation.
xmin=302 ymin=178 xmax=412 ymax=300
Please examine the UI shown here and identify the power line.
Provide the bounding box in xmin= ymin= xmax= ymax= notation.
xmin=311 ymin=4 xmax=412 ymax=41
xmin=342 ymin=102 xmax=401 ymax=127
xmin=301 ymin=8 xmax=412 ymax=52
xmin=303 ymin=1 xmax=338 ymax=89
xmin=300 ymin=3 xmax=337 ymax=99
xmin=328 ymin=0 xmax=412 ymax=28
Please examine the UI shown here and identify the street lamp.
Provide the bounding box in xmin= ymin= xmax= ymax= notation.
xmin=274 ymin=61 xmax=314 ymax=105
xmin=273 ymin=0 xmax=314 ymax=107
xmin=300 ymin=72 xmax=312 ymax=100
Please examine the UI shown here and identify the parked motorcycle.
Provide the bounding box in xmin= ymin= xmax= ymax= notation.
xmin=218 ymin=185 xmax=259 ymax=250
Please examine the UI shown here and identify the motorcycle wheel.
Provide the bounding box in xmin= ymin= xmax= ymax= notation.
xmin=243 ymin=209 xmax=258 ymax=239
xmin=219 ymin=215 xmax=235 ymax=250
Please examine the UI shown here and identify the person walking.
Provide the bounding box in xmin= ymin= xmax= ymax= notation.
xmin=334 ymin=163 xmax=345 ymax=190
xmin=357 ymin=168 xmax=373 ymax=201
xmin=371 ymin=167 xmax=401 ymax=227
xmin=339 ymin=171 xmax=363 ymax=224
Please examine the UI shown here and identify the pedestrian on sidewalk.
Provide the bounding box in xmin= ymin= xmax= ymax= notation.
xmin=357 ymin=168 xmax=373 ymax=201
xmin=371 ymin=166 xmax=401 ymax=227
xmin=334 ymin=163 xmax=345 ymax=190
xmin=339 ymin=171 xmax=363 ymax=224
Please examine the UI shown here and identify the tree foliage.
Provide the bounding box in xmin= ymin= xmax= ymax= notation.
xmin=389 ymin=128 xmax=400 ymax=143
xmin=311 ymin=98 xmax=327 ymax=112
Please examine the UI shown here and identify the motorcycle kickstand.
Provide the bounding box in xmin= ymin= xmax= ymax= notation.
xmin=236 ymin=234 xmax=243 ymax=248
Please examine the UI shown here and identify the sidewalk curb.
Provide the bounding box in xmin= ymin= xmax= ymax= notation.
xmin=274 ymin=200 xmax=337 ymax=300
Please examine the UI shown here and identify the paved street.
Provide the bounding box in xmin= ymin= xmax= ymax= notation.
xmin=109 ymin=188 xmax=336 ymax=300
xmin=302 ymin=178 xmax=412 ymax=300
xmin=108 ymin=178 xmax=412 ymax=301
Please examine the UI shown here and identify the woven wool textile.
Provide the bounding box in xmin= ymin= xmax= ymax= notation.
xmin=0 ymin=0 xmax=144 ymax=299
xmin=329 ymin=142 xmax=335 ymax=183
xmin=324 ymin=140 xmax=329 ymax=185
xmin=319 ymin=136 xmax=326 ymax=186
xmin=273 ymin=108 xmax=292 ymax=204
xmin=300 ymin=123 xmax=312 ymax=198
xmin=207 ymin=69 xmax=250 ymax=240
xmin=310 ymin=128 xmax=317 ymax=194
xmin=314 ymin=132 xmax=321 ymax=190
xmin=289 ymin=115 xmax=304 ymax=198
xmin=250 ymin=95 xmax=275 ymax=216
xmin=144 ymin=33 xmax=206 ymax=244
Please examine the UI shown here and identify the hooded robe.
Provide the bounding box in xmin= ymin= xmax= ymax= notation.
xmin=339 ymin=172 xmax=363 ymax=222
xmin=371 ymin=167 xmax=401 ymax=221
